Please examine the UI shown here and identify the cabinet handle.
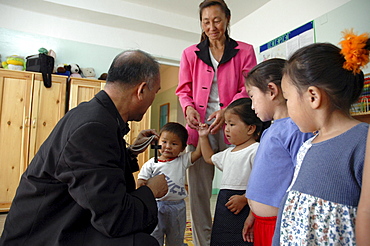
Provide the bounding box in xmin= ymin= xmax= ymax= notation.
xmin=24 ymin=117 xmax=30 ymax=127
xmin=32 ymin=118 xmax=37 ymax=128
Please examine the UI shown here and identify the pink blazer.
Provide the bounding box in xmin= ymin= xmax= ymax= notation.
xmin=176 ymin=38 xmax=257 ymax=146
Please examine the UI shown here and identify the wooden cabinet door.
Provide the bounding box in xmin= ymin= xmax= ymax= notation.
xmin=0 ymin=70 xmax=33 ymax=211
xmin=28 ymin=74 xmax=67 ymax=161
xmin=69 ymin=77 xmax=103 ymax=110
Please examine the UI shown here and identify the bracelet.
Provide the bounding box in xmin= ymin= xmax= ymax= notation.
xmin=128 ymin=148 xmax=138 ymax=160
xmin=129 ymin=135 xmax=156 ymax=154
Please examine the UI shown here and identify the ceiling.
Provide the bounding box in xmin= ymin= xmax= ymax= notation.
xmin=0 ymin=0 xmax=269 ymax=43
xmin=120 ymin=0 xmax=270 ymax=24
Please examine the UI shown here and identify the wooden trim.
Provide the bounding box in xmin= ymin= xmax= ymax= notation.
xmin=0 ymin=202 xmax=11 ymax=212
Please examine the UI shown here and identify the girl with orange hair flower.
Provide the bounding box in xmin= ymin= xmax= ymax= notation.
xmin=272 ymin=30 xmax=370 ymax=245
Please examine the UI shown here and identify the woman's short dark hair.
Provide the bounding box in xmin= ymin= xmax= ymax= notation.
xmin=159 ymin=122 xmax=188 ymax=148
xmin=199 ymin=0 xmax=231 ymax=42
xmin=106 ymin=49 xmax=160 ymax=90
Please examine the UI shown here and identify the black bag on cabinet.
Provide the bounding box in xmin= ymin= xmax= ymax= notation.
xmin=26 ymin=54 xmax=54 ymax=88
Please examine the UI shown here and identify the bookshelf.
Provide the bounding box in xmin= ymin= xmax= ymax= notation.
xmin=352 ymin=73 xmax=370 ymax=123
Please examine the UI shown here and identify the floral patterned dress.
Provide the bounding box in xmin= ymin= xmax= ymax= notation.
xmin=275 ymin=123 xmax=368 ymax=245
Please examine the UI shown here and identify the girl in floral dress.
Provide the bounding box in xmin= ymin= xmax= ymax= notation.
xmin=273 ymin=30 xmax=370 ymax=245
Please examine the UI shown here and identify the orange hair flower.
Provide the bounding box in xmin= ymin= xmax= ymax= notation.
xmin=339 ymin=29 xmax=369 ymax=74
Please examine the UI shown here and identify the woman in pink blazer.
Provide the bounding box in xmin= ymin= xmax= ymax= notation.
xmin=175 ymin=1 xmax=257 ymax=245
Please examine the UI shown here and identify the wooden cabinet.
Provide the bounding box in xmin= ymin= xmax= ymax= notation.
xmin=68 ymin=77 xmax=105 ymax=110
xmin=351 ymin=74 xmax=370 ymax=123
xmin=353 ymin=114 xmax=370 ymax=124
xmin=0 ymin=69 xmax=67 ymax=211
xmin=29 ymin=73 xmax=67 ymax=160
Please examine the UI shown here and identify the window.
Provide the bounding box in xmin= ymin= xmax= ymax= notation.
xmin=159 ymin=103 xmax=169 ymax=129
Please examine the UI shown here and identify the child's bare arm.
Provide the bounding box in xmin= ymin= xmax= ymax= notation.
xmin=356 ymin=128 xmax=370 ymax=245
xmin=191 ymin=140 xmax=202 ymax=163
xmin=242 ymin=211 xmax=255 ymax=242
xmin=198 ymin=123 xmax=214 ymax=164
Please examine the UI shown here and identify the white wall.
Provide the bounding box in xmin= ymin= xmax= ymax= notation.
xmin=1 ymin=0 xmax=368 ymax=73
xmin=232 ymin=0 xmax=370 ymax=74
xmin=232 ymin=0 xmax=350 ymax=49
xmin=0 ymin=3 xmax=196 ymax=69
xmin=314 ymin=0 xmax=370 ymax=74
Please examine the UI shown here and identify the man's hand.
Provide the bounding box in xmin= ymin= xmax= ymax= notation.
xmin=146 ymin=174 xmax=168 ymax=198
xmin=130 ymin=129 xmax=159 ymax=155
xmin=185 ymin=106 xmax=200 ymax=130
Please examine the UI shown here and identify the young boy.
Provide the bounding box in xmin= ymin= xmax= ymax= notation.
xmin=137 ymin=122 xmax=201 ymax=246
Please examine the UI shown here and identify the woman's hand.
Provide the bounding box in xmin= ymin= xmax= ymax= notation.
xmin=207 ymin=108 xmax=226 ymax=134
xmin=186 ymin=106 xmax=201 ymax=129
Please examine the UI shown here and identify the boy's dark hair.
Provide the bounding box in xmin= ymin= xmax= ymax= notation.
xmin=159 ymin=122 xmax=188 ymax=148
xmin=226 ymin=98 xmax=270 ymax=141
xmin=284 ymin=42 xmax=367 ymax=114
xmin=245 ymin=58 xmax=287 ymax=93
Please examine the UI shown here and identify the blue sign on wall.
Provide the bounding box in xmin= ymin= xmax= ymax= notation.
xmin=259 ymin=21 xmax=314 ymax=53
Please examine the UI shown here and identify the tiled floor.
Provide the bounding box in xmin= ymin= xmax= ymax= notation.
xmin=0 ymin=194 xmax=218 ymax=242
xmin=186 ymin=194 xmax=217 ymax=226
xmin=185 ymin=194 xmax=217 ymax=245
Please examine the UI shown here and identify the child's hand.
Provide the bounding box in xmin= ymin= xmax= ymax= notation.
xmin=225 ymin=194 xmax=248 ymax=215
xmin=198 ymin=123 xmax=210 ymax=137
xmin=242 ymin=212 xmax=255 ymax=242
